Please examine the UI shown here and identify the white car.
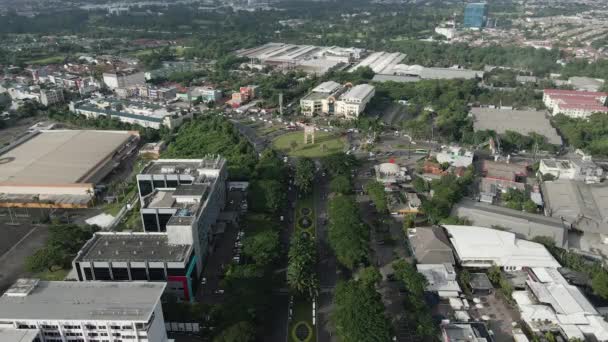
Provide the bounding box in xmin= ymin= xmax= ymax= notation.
xmin=201 ymin=277 xmax=207 ymax=285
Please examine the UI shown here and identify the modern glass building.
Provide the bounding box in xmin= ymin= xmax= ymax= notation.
xmin=463 ymin=3 xmax=488 ymax=29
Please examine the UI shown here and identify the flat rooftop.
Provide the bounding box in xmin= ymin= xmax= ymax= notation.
xmin=142 ymin=157 xmax=225 ymax=175
xmin=340 ymin=84 xmax=374 ymax=101
xmin=77 ymin=233 xmax=191 ymax=263
xmin=471 ymin=108 xmax=563 ymax=145
xmin=0 ymin=279 xmax=165 ymax=322
xmin=0 ymin=130 xmax=134 ymax=186
xmin=0 ymin=328 xmax=39 ymax=342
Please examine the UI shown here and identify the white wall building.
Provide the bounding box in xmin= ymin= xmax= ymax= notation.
xmin=40 ymin=88 xmax=64 ymax=107
xmin=335 ymin=84 xmax=375 ymax=119
xmin=70 ymin=99 xmax=192 ymax=129
xmin=514 ymin=267 xmax=608 ymax=341
xmin=300 ymin=82 xmax=374 ymax=119
xmin=444 ymin=225 xmax=560 ymax=270
xmin=436 ymin=146 xmax=474 ymax=168
xmin=416 ymin=263 xmax=461 ymax=298
xmin=539 ymin=158 xmax=604 ymax=183
xmin=103 ymin=71 xmax=146 ymax=90
xmin=300 ymin=81 xmax=343 ymax=116
xmin=0 ymin=279 xmax=169 ymax=342
xmin=543 ymin=89 xmax=608 ymax=119
xmin=435 ymin=27 xmax=456 ymax=39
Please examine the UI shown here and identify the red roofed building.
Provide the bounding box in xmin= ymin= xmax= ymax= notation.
xmin=543 ymin=89 xmax=608 ymax=119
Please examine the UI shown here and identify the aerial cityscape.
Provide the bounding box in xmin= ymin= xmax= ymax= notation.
xmin=2 ymin=0 xmax=608 ymax=341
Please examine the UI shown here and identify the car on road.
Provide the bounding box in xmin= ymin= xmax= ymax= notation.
xmin=214 ymin=289 xmax=225 ymax=295
xmin=201 ymin=277 xmax=207 ymax=285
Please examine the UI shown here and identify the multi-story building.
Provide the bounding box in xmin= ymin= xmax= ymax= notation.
xmin=147 ymin=86 xmax=177 ymax=101
xmin=230 ymin=85 xmax=259 ymax=107
xmin=0 ymin=278 xmax=169 ymax=342
xmin=73 ymin=232 xmax=198 ymax=301
xmin=463 ymin=2 xmax=488 ymax=29
xmin=137 ymin=157 xmax=227 ymax=278
xmin=40 ymin=88 xmax=64 ymax=107
xmin=300 ymin=81 xmax=343 ymax=116
xmin=335 ymin=84 xmax=375 ymax=119
xmin=103 ymin=71 xmax=146 ymax=90
xmin=0 ymin=327 xmax=40 ymax=342
xmin=180 ymin=87 xmax=223 ymax=103
xmin=543 ymin=89 xmax=608 ymax=118
xmin=300 ymin=81 xmax=375 ymax=119
xmin=71 ymin=157 xmax=227 ymax=302
xmin=539 ymin=158 xmax=604 ymax=183
xmin=69 ymin=98 xmax=192 ymax=129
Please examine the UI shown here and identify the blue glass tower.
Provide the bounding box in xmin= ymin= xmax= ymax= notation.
xmin=463 ymin=3 xmax=488 ymax=29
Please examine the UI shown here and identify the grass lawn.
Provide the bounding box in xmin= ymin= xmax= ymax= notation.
xmin=288 ymin=297 xmax=316 ymax=342
xmin=34 ymin=268 xmax=69 ymax=281
xmin=26 ymin=55 xmax=66 ymax=65
xmin=273 ymin=131 xmax=345 ymax=158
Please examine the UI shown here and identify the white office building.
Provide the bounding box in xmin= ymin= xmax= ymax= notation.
xmin=299 ymin=82 xmax=374 ymax=119
xmin=0 ymin=279 xmax=169 ymax=342
xmin=335 ymin=84 xmax=375 ymax=119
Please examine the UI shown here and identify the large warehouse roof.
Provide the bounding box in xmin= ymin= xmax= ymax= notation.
xmin=471 ymin=108 xmax=563 ymax=145
xmin=0 ymin=130 xmax=134 ymax=186
xmin=443 ymin=225 xmax=560 ymax=269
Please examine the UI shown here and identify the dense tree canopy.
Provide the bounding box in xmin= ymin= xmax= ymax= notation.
xmin=163 ymin=116 xmax=258 ymax=179
xmin=332 ymin=278 xmax=391 ymax=342
xmin=365 ymin=181 xmax=388 ymax=213
xmin=327 ymin=195 xmax=368 ymax=269
xmin=243 ymin=230 xmax=280 ymax=267
xmin=553 ymin=113 xmax=608 ymax=157
xmin=287 ymin=234 xmax=319 ymax=299
xmin=294 ymin=158 xmax=315 ymax=195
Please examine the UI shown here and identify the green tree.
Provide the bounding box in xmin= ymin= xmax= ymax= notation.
xmin=213 ymin=321 xmax=256 ymax=342
xmin=412 ymin=177 xmax=429 ymax=193
xmin=24 ymin=246 xmax=64 ymax=272
xmin=366 ymin=181 xmax=388 ymax=213
xmin=403 ymin=214 xmax=416 ymax=230
xmin=322 ymin=153 xmax=358 ymax=177
xmin=294 ymin=158 xmax=315 ymax=195
xmin=592 ymin=271 xmax=608 ymax=300
xmin=243 ymin=230 xmax=280 ymax=267
xmin=358 ymin=266 xmax=382 ymax=288
xmin=25 ymin=224 xmax=95 ymax=272
xmin=248 ymin=179 xmax=285 ymax=214
xmin=328 ymin=195 xmax=369 ymax=269
xmin=332 ymin=279 xmax=391 ymax=342
xmin=523 ymin=199 xmax=538 ymax=213
xmin=287 ymin=234 xmax=319 ymax=299
xmin=393 ymin=260 xmax=427 ymax=297
xmin=330 ymin=175 xmax=352 ymax=195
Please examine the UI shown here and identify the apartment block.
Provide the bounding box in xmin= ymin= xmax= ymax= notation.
xmin=543 ymin=89 xmax=608 ymax=118
xmin=0 ymin=279 xmax=168 ymax=342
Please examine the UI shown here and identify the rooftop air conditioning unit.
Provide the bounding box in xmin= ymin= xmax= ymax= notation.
xmin=161 ymin=167 xmax=175 ymax=173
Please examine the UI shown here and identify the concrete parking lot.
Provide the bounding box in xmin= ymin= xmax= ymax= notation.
xmin=0 ymin=222 xmax=50 ymax=291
